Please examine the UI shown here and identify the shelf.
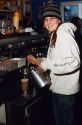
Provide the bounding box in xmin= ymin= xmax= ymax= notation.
xmin=0 ymin=10 xmax=15 ymax=13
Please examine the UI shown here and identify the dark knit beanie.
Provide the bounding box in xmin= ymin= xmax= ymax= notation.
xmin=43 ymin=3 xmax=62 ymax=20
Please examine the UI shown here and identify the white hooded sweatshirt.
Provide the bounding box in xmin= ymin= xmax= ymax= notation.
xmin=41 ymin=23 xmax=80 ymax=95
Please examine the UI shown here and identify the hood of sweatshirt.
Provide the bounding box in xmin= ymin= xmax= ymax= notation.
xmin=58 ymin=22 xmax=77 ymax=37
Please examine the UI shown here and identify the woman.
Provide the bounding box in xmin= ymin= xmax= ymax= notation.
xmin=27 ymin=3 xmax=80 ymax=125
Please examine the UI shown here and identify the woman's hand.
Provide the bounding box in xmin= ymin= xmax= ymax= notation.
xmin=27 ymin=55 xmax=45 ymax=72
xmin=27 ymin=55 xmax=40 ymax=66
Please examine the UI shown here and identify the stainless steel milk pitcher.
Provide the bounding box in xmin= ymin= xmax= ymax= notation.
xmin=30 ymin=67 xmax=51 ymax=88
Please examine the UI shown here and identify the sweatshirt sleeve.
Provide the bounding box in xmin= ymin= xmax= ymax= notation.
xmin=40 ymin=30 xmax=80 ymax=75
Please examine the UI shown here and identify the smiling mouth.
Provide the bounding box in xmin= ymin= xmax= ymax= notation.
xmin=48 ymin=26 xmax=52 ymax=28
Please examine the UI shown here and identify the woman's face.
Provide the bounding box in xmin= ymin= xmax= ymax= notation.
xmin=44 ymin=17 xmax=61 ymax=33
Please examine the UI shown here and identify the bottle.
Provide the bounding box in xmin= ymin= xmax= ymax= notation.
xmin=6 ymin=26 xmax=12 ymax=34
xmin=13 ymin=11 xmax=20 ymax=32
xmin=1 ymin=19 xmax=6 ymax=34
